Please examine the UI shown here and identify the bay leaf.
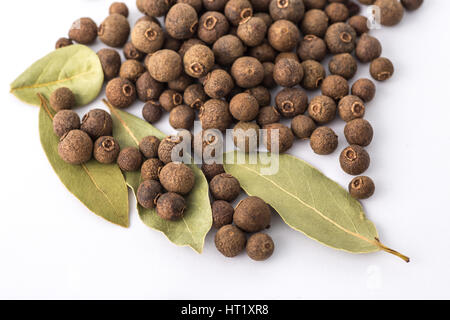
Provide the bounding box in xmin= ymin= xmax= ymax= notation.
xmin=11 ymin=45 xmax=104 ymax=106
xmin=39 ymin=95 xmax=129 ymax=227
xmin=105 ymin=101 xmax=212 ymax=253
xmin=224 ymin=151 xmax=409 ymax=262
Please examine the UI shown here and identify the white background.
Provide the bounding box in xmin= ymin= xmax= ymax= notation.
xmin=0 ymin=0 xmax=449 ymax=300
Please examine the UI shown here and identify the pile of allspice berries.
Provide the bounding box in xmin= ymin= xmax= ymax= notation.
xmin=50 ymin=0 xmax=423 ymax=261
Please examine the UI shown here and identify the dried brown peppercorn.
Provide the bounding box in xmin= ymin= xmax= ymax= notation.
xmin=234 ymin=196 xmax=271 ymax=233
xmin=183 ymin=45 xmax=215 ymax=79
xmin=247 ymin=233 xmax=275 ymax=261
xmin=263 ymin=123 xmax=295 ymax=153
xmin=159 ymin=89 xmax=184 ymax=112
xmin=273 ymin=58 xmax=304 ymax=88
xmin=202 ymin=162 xmax=225 ymax=181
xmin=340 ymin=145 xmax=370 ymax=175
xmin=93 ymin=136 xmax=120 ymax=164
xmin=233 ymin=121 xmax=260 ymax=152
xmin=301 ymin=60 xmax=326 ymax=90
xmin=178 ymin=0 xmax=203 ymax=12
xmin=308 ymin=95 xmax=336 ymax=124
xmin=184 ymin=84 xmax=207 ymax=110
xmin=374 ymin=0 xmax=404 ymax=26
xmin=349 ymin=176 xmax=375 ymax=199
xmin=254 ymin=12 xmax=273 ymax=27
xmin=212 ymin=35 xmax=245 ymax=66
xmin=55 ymin=37 xmax=73 ymax=49
xmin=119 ymin=60 xmax=145 ymax=83
xmin=262 ymin=62 xmax=276 ymax=89
xmin=237 ymin=17 xmax=267 ymax=47
xmin=310 ymin=126 xmax=338 ymax=155
xmin=224 ymin=0 xmax=253 ymax=26
xmin=97 ymin=49 xmax=121 ymax=81
xmin=401 ymin=0 xmax=423 ymax=10
xmin=356 ymin=34 xmax=382 ymax=63
xmin=269 ymin=0 xmax=305 ymax=23
xmin=166 ymin=3 xmax=199 ymax=40
xmin=98 ymin=14 xmax=130 ymax=48
xmin=137 ymin=180 xmax=163 ymax=209
xmin=69 ymin=17 xmax=97 ymax=45
xmin=81 ymin=109 xmax=113 ymax=140
xmin=351 ymin=78 xmax=376 ymax=102
xmin=230 ymin=93 xmax=260 ymax=122
xmin=203 ymin=69 xmax=234 ymax=99
xmin=158 ymin=136 xmax=186 ymax=164
xmin=117 ymin=147 xmax=143 ymax=172
xmin=329 ymin=53 xmax=358 ymax=80
xmin=50 ymin=87 xmax=76 ymax=111
xmin=297 ymin=35 xmax=327 ymax=63
xmin=106 ymin=77 xmax=137 ymax=108
xmin=215 ymin=225 xmax=247 ymax=258
xmin=178 ymin=38 xmax=206 ymax=59
xmin=135 ymin=14 xmax=162 ymax=27
xmin=370 ymin=57 xmax=394 ymax=81
xmin=169 ymin=105 xmax=196 ymax=130
xmin=131 ymin=20 xmax=164 ymax=54
xmin=249 ymin=41 xmax=277 ymax=63
xmin=231 ymin=57 xmax=265 ymax=89
xmin=321 ymin=75 xmax=349 ymax=100
xmin=338 ymin=95 xmax=365 ymax=122
xmin=304 ymin=0 xmax=326 ymax=9
xmin=140 ymin=0 xmax=171 ymax=17
xmin=159 ymin=162 xmax=195 ymax=195
xmin=110 ymin=2 xmax=129 ymax=17
xmin=136 ymin=72 xmax=164 ymax=102
xmin=245 ymin=86 xmax=271 ymax=107
xmin=142 ymin=100 xmax=163 ymax=124
xmin=276 ymin=87 xmax=308 ymax=118
xmin=198 ymin=11 xmax=230 ymax=44
xmin=163 ymin=33 xmax=182 ymax=51
xmin=212 ymin=200 xmax=234 ymax=229
xmin=200 ymin=99 xmax=232 ymax=131
xmin=325 ymin=2 xmax=349 ymax=23
xmin=141 ymin=158 xmax=164 ymax=181
xmin=275 ymin=52 xmax=299 ymax=64
xmin=348 ymin=15 xmax=369 ymax=35
xmin=291 ymin=115 xmax=316 ymax=139
xmin=325 ymin=22 xmax=357 ymax=54
xmin=268 ymin=19 xmax=300 ymax=52
xmin=300 ymin=9 xmax=329 ymax=38
xmin=344 ymin=118 xmax=373 ymax=146
xmin=346 ymin=1 xmax=361 ymax=17
xmin=168 ymin=73 xmax=193 ymax=93
xmin=139 ymin=136 xmax=160 ymax=159
xmin=147 ymin=50 xmax=183 ymax=82
xmin=58 ymin=130 xmax=93 ymax=165
xmin=157 ymin=192 xmax=187 ymax=221
xmin=210 ymin=173 xmax=241 ymax=201
xmin=53 ymin=110 xmax=81 ymax=138
xmin=203 ymin=0 xmax=228 ymax=10
xmin=257 ymin=106 xmax=280 ymax=127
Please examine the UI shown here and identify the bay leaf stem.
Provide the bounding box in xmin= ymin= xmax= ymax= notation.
xmin=374 ymin=238 xmax=410 ymax=263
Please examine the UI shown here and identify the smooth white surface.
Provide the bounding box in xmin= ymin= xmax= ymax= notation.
xmin=0 ymin=0 xmax=449 ymax=300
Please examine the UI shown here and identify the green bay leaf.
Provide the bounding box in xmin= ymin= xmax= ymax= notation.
xmin=11 ymin=45 xmax=104 ymax=106
xmin=39 ymin=97 xmax=129 ymax=227
xmin=224 ymin=151 xmax=409 ymax=262
xmin=106 ymin=102 xmax=212 ymax=253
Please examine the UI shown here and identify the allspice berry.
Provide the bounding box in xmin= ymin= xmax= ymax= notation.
xmin=252 ymin=0 xmax=272 ymax=13
xmin=140 ymin=0 xmax=171 ymax=17
xmin=231 ymin=57 xmax=265 ymax=89
xmin=348 ymin=15 xmax=369 ymax=35
xmin=58 ymin=130 xmax=93 ymax=165
xmin=136 ymin=72 xmax=164 ymax=102
xmin=53 ymin=110 xmax=81 ymax=138
xmin=55 ymin=37 xmax=73 ymax=49
xmin=159 ymin=162 xmax=195 ymax=195
xmin=81 ymin=109 xmax=113 ymax=140
xmin=224 ymin=0 xmax=253 ymax=26
xmin=178 ymin=38 xmax=205 ymax=58
xmin=169 ymin=105 xmax=196 ymax=130
xmin=183 ymin=44 xmax=215 ymax=78
xmin=338 ymin=95 xmax=365 ymax=122
xmin=98 ymin=14 xmax=130 ymax=48
xmin=139 ymin=136 xmax=160 ymax=159
xmin=198 ymin=11 xmax=230 ymax=44
xmin=230 ymin=93 xmax=260 ymax=122
xmin=300 ymin=9 xmax=329 ymax=38
xmin=325 ymin=2 xmax=349 ymax=23
xmin=97 ymin=48 xmax=121 ymax=80
xmin=212 ymin=200 xmax=235 ymax=229
xmin=142 ymin=100 xmax=163 ymax=124
xmin=291 ymin=115 xmax=316 ymax=139
xmin=215 ymin=225 xmax=247 ymax=258
xmin=158 ymin=135 xmax=187 ymax=164
xmin=119 ymin=60 xmax=145 ymax=83
xmin=237 ymin=17 xmax=267 ymax=47
xmin=210 ymin=173 xmax=241 ymax=202
xmin=374 ymin=0 xmax=404 ymax=26
xmin=310 ymin=126 xmax=338 ymax=155
xmin=69 ymin=17 xmax=97 ymax=44
xmin=297 ymin=35 xmax=327 ymax=62
xmin=147 ymin=50 xmax=183 ymax=83
xmin=268 ymin=19 xmax=300 ymax=52
xmin=124 ymin=42 xmax=145 ymax=61
xmin=141 ymin=158 xmax=164 ymax=181
xmin=234 ymin=196 xmax=271 ymax=233
xmin=106 ymin=77 xmax=137 ymax=108
xmin=321 ymin=75 xmax=349 ymax=100
xmin=50 ymin=87 xmax=76 ymax=111
xmin=93 ymin=136 xmax=121 ymax=164
xmin=184 ymin=84 xmax=208 ymax=109
xmin=275 ymin=87 xmax=308 ymax=118
xmin=344 ymin=118 xmax=373 ymax=147
xmin=349 ymin=176 xmax=375 ymax=200
xmin=301 ymin=60 xmax=326 ymax=90
xmin=351 ymin=78 xmax=376 ymax=102
xmin=273 ymin=58 xmax=304 ymax=88
xmin=165 ymin=3 xmax=199 ymax=40
xmin=110 ymin=2 xmax=129 ymax=17
xmin=203 ymin=69 xmax=234 ymax=99
xmin=325 ymin=22 xmax=357 ymax=54
xmin=329 ymin=53 xmax=357 ymax=80
xmin=339 ymin=145 xmax=370 ymax=175
xmin=157 ymin=192 xmax=186 ymax=221
xmin=137 ymin=180 xmax=164 ymax=209
xmin=233 ymin=121 xmax=260 ymax=152
xmin=356 ymin=34 xmax=382 ymax=63
xmin=247 ymin=233 xmax=275 ymax=261
xmin=257 ymin=106 xmax=281 ymax=127
xmin=263 ymin=123 xmax=295 ymax=153
xmin=212 ymin=35 xmax=245 ymax=66
xmin=200 ymin=99 xmax=232 ymax=131
xmin=245 ymin=86 xmax=271 ymax=107
xmin=168 ymin=73 xmax=193 ymax=92
xmin=117 ymin=147 xmax=143 ymax=172
xmin=269 ymin=0 xmax=305 ymax=23
xmin=370 ymin=57 xmax=394 ymax=81
xmin=131 ymin=20 xmax=164 ymax=54
xmin=308 ymin=95 xmax=337 ymax=124
xmin=304 ymin=0 xmax=327 ymax=9
xmin=160 ymin=90 xmax=183 ymax=112
xmin=249 ymin=41 xmax=277 ymax=63
xmin=178 ymin=0 xmax=203 ymax=13
xmin=401 ymin=0 xmax=423 ymax=11
xmin=202 ymin=162 xmax=225 ymax=180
